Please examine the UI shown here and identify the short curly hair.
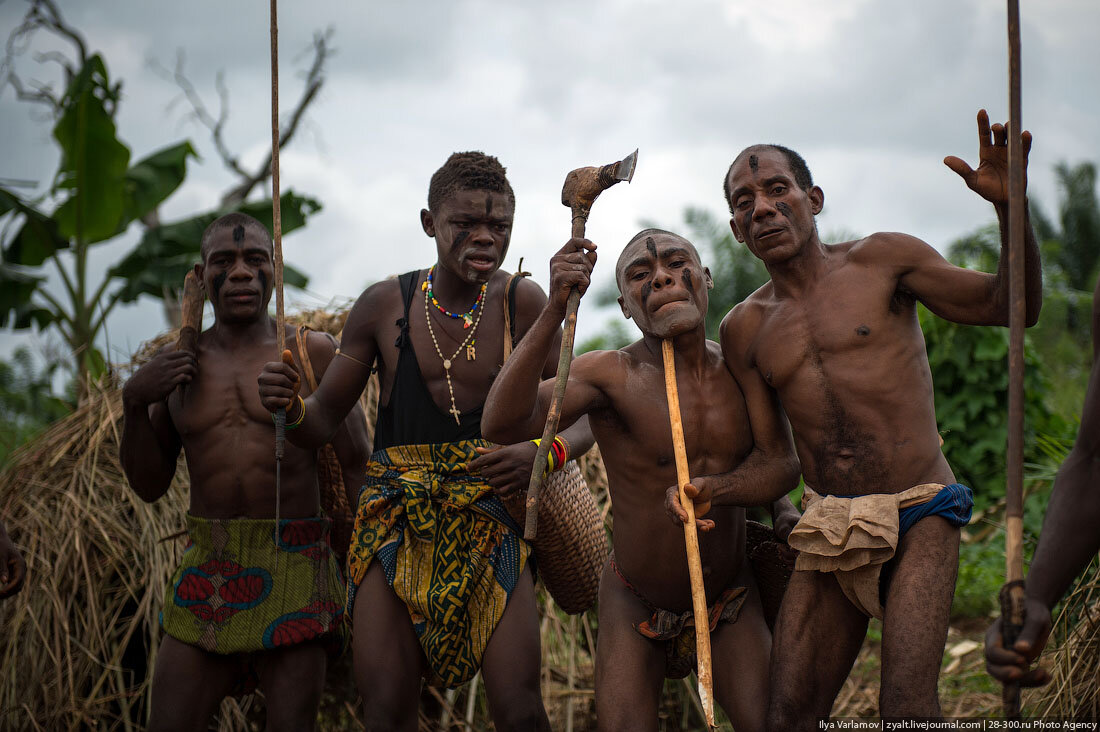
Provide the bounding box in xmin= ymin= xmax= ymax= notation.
xmin=427 ymin=151 xmax=515 ymax=213
xmin=723 ymin=144 xmax=814 ymax=215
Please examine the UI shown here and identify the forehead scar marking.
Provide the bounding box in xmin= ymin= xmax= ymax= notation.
xmin=645 ymin=236 xmax=657 ymax=258
xmin=749 ymin=154 xmax=759 ymax=173
xmin=232 ymin=224 xmax=245 ymax=243
xmin=775 ymin=201 xmax=793 ymax=218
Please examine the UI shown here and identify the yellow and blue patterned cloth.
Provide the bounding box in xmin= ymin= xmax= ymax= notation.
xmin=346 ymin=440 xmax=532 ymax=688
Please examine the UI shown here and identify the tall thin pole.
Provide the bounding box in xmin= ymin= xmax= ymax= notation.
xmin=1001 ymin=0 xmax=1027 ymax=719
xmin=270 ymin=0 xmax=285 ymax=538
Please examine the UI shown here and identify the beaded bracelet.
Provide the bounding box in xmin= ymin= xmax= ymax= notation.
xmin=272 ymin=395 xmax=306 ymax=430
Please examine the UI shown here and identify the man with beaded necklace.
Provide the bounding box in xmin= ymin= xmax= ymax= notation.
xmin=258 ymin=151 xmax=593 ymax=731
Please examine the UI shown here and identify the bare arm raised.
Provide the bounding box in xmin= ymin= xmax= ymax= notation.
xmin=665 ymin=302 xmax=801 ymax=529
xmin=258 ymin=282 xmax=386 ymax=448
xmin=875 ymin=110 xmax=1041 ymax=327
xmin=482 ymin=238 xmax=606 ymax=442
xmin=120 ymin=348 xmax=193 ymax=502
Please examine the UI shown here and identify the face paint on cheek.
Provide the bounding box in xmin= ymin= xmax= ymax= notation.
xmin=775 ymin=202 xmax=793 ymax=219
xmin=211 ymin=272 xmax=228 ymax=300
xmin=451 ymin=230 xmax=469 ymax=252
xmin=741 ymin=209 xmax=752 ymax=238
xmin=681 ymin=268 xmax=696 ymax=294
xmin=257 ymin=269 xmax=268 ymax=294
xmin=641 ymin=281 xmax=653 ymax=305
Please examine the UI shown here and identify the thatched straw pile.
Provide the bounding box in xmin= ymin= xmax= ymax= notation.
xmin=1031 ymin=560 xmax=1100 ymax=718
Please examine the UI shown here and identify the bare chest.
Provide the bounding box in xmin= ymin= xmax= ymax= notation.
xmin=169 ymin=350 xmax=273 ymax=438
xmin=751 ymin=273 xmax=911 ymax=392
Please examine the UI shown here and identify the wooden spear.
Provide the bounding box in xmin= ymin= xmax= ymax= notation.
xmin=269 ymin=0 xmax=286 ymax=534
xmin=661 ymin=339 xmax=715 ymax=728
xmin=1000 ymin=0 xmax=1028 ymax=719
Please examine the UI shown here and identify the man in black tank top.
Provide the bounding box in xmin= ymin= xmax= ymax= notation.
xmin=259 ymin=152 xmax=593 ymax=731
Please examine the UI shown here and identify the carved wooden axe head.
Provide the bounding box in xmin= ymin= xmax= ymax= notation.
xmin=561 ymin=149 xmax=638 ymax=226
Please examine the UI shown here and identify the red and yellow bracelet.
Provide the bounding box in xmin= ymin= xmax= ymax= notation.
xmin=531 ymin=435 xmax=570 ymax=473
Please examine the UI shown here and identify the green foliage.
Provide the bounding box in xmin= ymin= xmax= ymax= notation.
xmin=0 ymin=347 xmax=72 ymax=466
xmin=1 ymin=50 xmax=318 ymax=397
xmin=919 ymin=305 xmax=1066 ymax=501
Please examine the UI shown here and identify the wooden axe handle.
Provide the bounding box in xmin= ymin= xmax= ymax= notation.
xmin=661 ymin=339 xmax=715 ymax=728
xmin=175 ymin=271 xmax=203 ymax=354
xmin=524 ymin=213 xmax=588 ymax=540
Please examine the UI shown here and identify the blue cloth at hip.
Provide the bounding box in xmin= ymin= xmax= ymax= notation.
xmin=898 ymin=482 xmax=973 ymax=536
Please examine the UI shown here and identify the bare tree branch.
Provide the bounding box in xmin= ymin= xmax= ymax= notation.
xmin=220 ymin=29 xmax=333 ymax=207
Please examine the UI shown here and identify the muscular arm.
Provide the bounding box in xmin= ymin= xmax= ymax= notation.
xmin=120 ymin=349 xmax=191 ymax=502
xmin=900 ymin=109 xmax=1041 ymax=326
xmin=259 ymin=283 xmax=385 ymax=448
xmin=700 ymin=305 xmax=800 ymax=507
xmin=482 ymin=238 xmax=606 ymax=442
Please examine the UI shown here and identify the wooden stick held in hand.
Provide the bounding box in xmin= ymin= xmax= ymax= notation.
xmin=661 ymin=338 xmax=715 ymax=728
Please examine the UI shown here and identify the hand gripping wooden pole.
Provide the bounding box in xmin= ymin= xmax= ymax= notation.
xmin=523 ymin=149 xmax=637 ymax=540
xmin=269 ymin=0 xmax=286 ymax=537
xmin=1000 ymin=0 xmax=1028 ymax=719
xmin=661 ymin=339 xmax=715 ymax=728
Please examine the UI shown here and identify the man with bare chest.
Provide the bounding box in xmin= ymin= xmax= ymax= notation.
xmin=721 ymin=110 xmax=1042 ymax=725
xmin=482 ymin=229 xmax=800 ymax=731
xmin=120 ymin=213 xmax=369 ymax=731
xmin=258 ymin=152 xmax=593 ymax=731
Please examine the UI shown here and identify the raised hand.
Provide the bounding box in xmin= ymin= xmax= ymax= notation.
xmin=257 ymin=349 xmax=301 ymax=413
xmin=122 ymin=349 xmax=196 ymax=407
xmin=944 ymin=108 xmax=1032 ymax=207
xmin=548 ymin=238 xmax=597 ymax=315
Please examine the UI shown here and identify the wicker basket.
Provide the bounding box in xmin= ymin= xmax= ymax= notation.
xmin=746 ymin=519 xmax=794 ymax=630
xmin=502 ymin=461 xmax=607 ymax=615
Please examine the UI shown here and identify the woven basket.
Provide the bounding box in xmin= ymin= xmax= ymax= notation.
xmin=502 ymin=460 xmax=607 ymax=615
xmin=746 ymin=519 xmax=794 ymax=631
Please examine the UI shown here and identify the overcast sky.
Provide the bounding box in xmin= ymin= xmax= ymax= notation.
xmin=2 ymin=0 xmax=1098 ymax=367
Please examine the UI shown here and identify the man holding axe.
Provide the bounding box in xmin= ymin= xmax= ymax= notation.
xmin=121 ymin=213 xmax=370 ymax=730
xmin=483 ymin=228 xmax=801 ymax=731
xmin=720 ymin=111 xmax=1041 ymax=726
xmin=258 ymin=152 xmax=594 ymax=730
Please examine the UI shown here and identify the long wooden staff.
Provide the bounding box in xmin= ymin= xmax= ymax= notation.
xmin=661 ymin=339 xmax=715 ymax=728
xmin=269 ymin=0 xmax=286 ymax=535
xmin=999 ymin=0 xmax=1028 ymax=718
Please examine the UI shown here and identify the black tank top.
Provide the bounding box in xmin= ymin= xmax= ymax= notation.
xmin=372 ymin=270 xmax=484 ymax=450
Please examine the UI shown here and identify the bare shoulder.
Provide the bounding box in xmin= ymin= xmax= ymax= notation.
xmin=511 ymin=272 xmax=549 ymax=314
xmin=846 ymin=231 xmax=938 ymax=269
xmin=344 ymin=277 xmax=404 ymax=337
xmin=571 ymin=346 xmax=635 ymax=387
xmin=721 ymin=282 xmax=772 ymax=349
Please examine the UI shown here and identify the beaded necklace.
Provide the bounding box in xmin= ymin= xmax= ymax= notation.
xmin=423 ymin=272 xmax=484 ymax=424
xmin=423 ymin=265 xmax=487 ymax=329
